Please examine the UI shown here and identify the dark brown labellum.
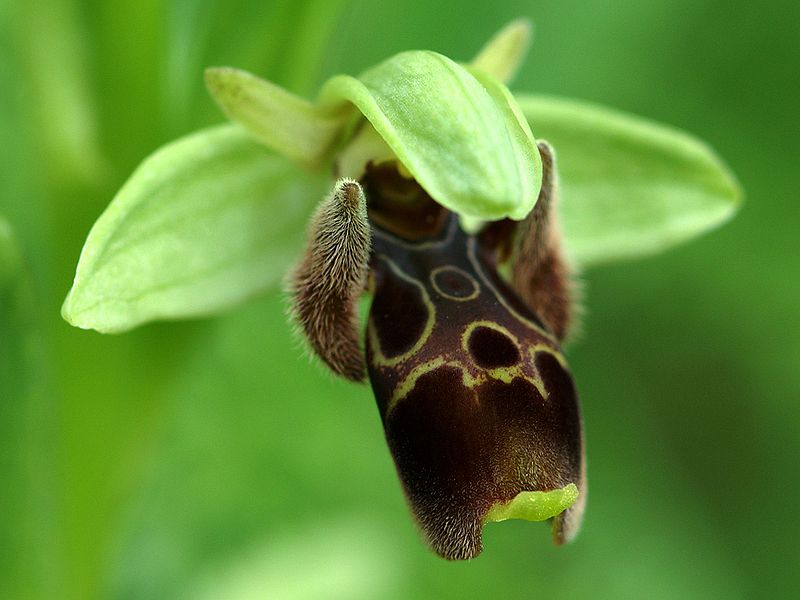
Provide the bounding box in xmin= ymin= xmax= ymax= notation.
xmin=362 ymin=144 xmax=585 ymax=560
xmin=290 ymin=143 xmax=585 ymax=560
xmin=366 ymin=213 xmax=583 ymax=559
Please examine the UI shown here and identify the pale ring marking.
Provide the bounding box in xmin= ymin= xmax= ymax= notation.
xmin=429 ymin=265 xmax=480 ymax=301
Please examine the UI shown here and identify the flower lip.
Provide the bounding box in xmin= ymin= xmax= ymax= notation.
xmin=366 ymin=194 xmax=585 ymax=559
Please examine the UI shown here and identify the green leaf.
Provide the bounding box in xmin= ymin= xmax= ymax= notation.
xmin=470 ymin=18 xmax=532 ymax=85
xmin=62 ymin=124 xmax=328 ymax=333
xmin=204 ymin=67 xmax=351 ymax=166
xmin=517 ymin=95 xmax=742 ymax=265
xmin=320 ymin=51 xmax=542 ymax=220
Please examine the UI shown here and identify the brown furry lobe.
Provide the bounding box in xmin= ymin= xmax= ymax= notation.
xmin=290 ymin=179 xmax=371 ymax=381
xmin=511 ymin=141 xmax=574 ymax=342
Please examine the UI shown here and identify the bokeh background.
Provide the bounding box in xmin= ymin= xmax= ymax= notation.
xmin=2 ymin=1 xmax=799 ymax=598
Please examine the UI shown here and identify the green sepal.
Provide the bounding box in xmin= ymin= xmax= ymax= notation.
xmin=485 ymin=483 xmax=579 ymax=523
xmin=62 ymin=124 xmax=327 ymax=333
xmin=518 ymin=95 xmax=742 ymax=265
xmin=320 ymin=51 xmax=542 ymax=220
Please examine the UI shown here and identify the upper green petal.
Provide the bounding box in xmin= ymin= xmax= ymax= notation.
xmin=205 ymin=67 xmax=352 ymax=166
xmin=62 ymin=124 xmax=327 ymax=333
xmin=470 ymin=18 xmax=533 ymax=85
xmin=518 ymin=95 xmax=742 ymax=265
xmin=319 ymin=51 xmax=542 ymax=220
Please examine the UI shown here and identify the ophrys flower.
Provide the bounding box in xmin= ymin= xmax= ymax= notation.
xmin=62 ymin=19 xmax=741 ymax=560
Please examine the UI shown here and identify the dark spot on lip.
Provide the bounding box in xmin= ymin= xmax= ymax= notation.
xmin=370 ymin=266 xmax=429 ymax=358
xmin=468 ymin=325 xmax=520 ymax=368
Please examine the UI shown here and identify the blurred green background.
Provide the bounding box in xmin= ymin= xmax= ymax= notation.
xmin=2 ymin=1 xmax=799 ymax=598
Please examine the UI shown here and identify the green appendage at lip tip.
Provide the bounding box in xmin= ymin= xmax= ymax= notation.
xmin=484 ymin=483 xmax=579 ymax=523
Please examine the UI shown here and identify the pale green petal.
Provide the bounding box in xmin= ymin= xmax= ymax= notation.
xmin=470 ymin=18 xmax=532 ymax=85
xmin=485 ymin=483 xmax=579 ymax=523
xmin=205 ymin=67 xmax=352 ymax=166
xmin=62 ymin=124 xmax=328 ymax=333
xmin=320 ymin=51 xmax=541 ymax=220
xmin=518 ymin=95 xmax=742 ymax=265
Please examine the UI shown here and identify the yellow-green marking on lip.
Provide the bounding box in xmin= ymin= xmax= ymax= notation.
xmin=485 ymin=483 xmax=579 ymax=523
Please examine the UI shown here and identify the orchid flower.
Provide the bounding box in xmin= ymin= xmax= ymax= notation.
xmin=62 ymin=20 xmax=740 ymax=559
